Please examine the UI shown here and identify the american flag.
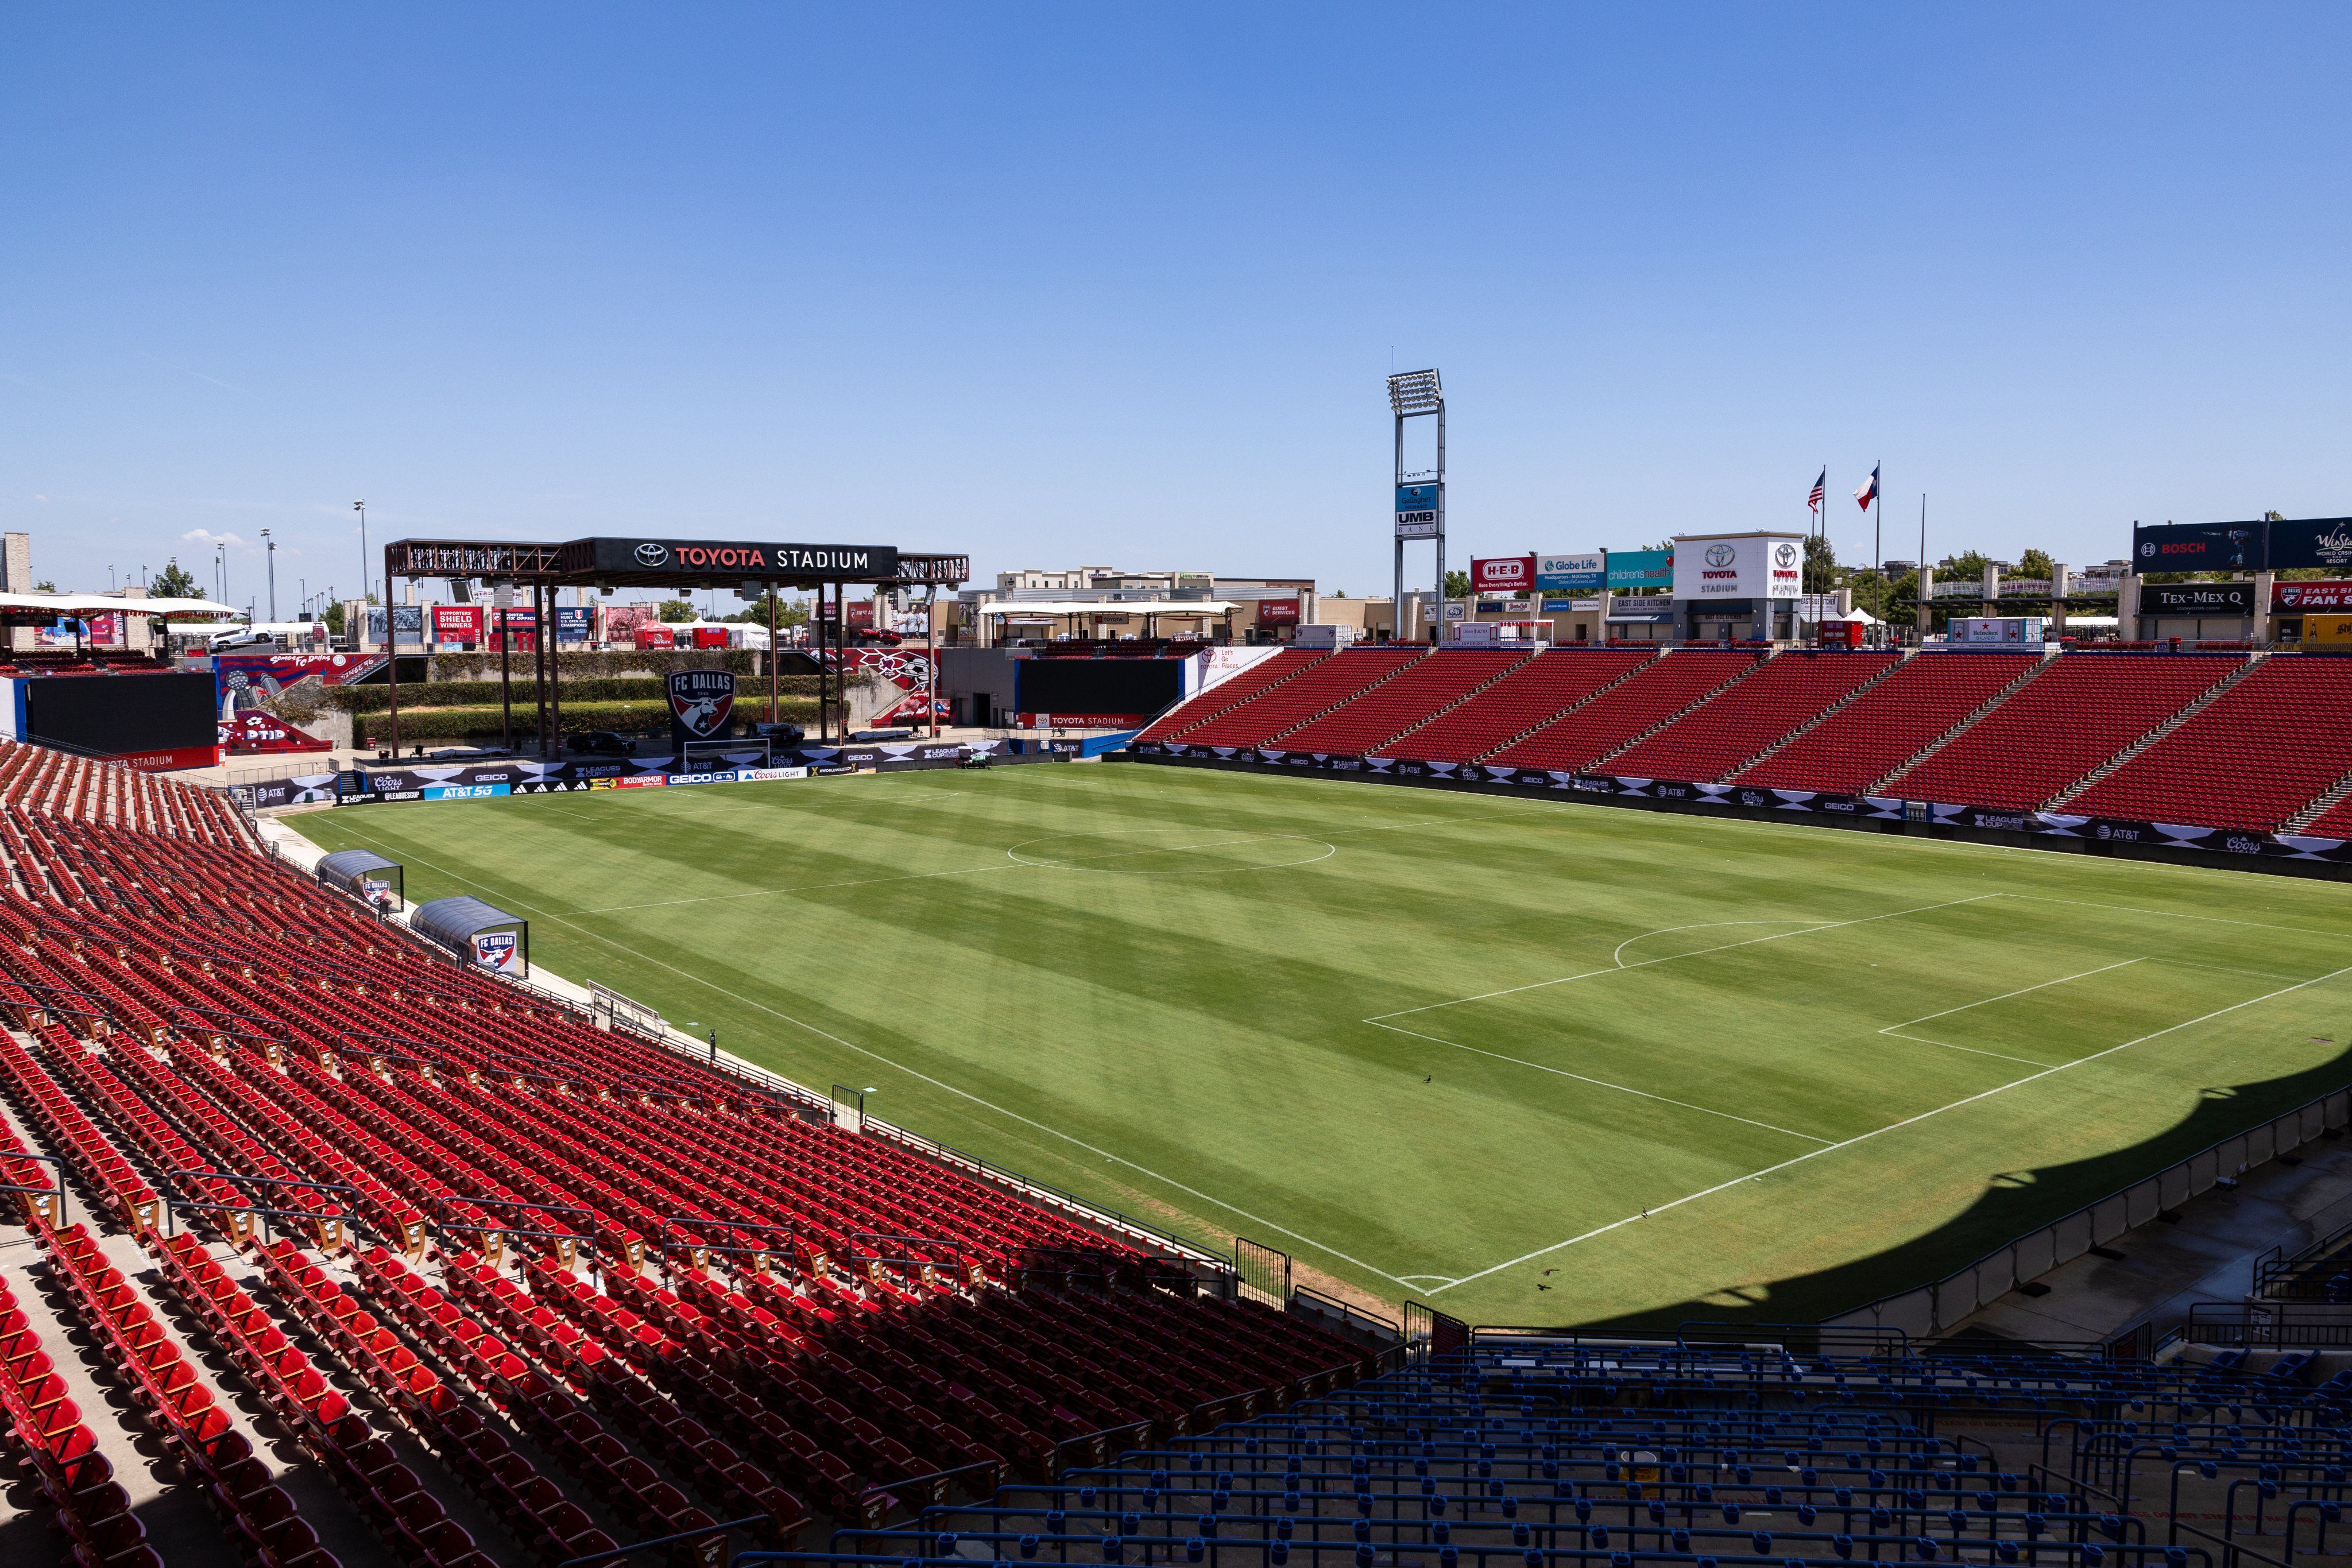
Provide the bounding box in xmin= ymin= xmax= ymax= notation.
xmin=1807 ymin=469 xmax=1825 ymax=514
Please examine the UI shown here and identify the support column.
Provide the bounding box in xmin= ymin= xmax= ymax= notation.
xmin=384 ymin=547 xmax=403 ymax=757
xmin=767 ymin=591 xmax=780 ymax=723
xmin=2253 ymin=570 xmax=2275 ymax=645
xmin=498 ymin=583 xmax=513 ymax=753
xmin=2051 ymin=565 xmax=2071 ymax=640
xmin=2119 ymin=574 xmax=2141 ymax=641
xmin=546 ymin=590 xmax=562 ymax=754
xmin=1914 ymin=568 xmax=1933 ymax=640
xmin=531 ymin=581 xmax=549 ymax=756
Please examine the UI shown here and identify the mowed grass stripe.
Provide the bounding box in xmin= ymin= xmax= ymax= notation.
xmin=294 ymin=762 xmax=2352 ymax=1322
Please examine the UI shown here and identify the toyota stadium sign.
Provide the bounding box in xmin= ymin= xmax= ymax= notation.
xmin=581 ymin=537 xmax=900 ymax=580
xmin=1670 ymin=532 xmax=1805 ymax=601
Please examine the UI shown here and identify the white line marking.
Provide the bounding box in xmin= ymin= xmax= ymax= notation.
xmin=1877 ymin=1031 xmax=2056 ymax=1068
xmin=1423 ymin=961 xmax=2352 ymax=1295
xmin=2161 ymin=958 xmax=2313 ymax=982
xmin=1007 ymin=830 xmax=1339 ymax=872
xmin=1367 ymin=1019 xmax=1837 ymax=1145
xmin=2001 ymin=895 xmax=2352 ymax=939
xmin=313 ymin=819 xmax=1420 ymax=1288
xmin=1368 ymin=893 xmax=2001 ymax=1022
xmin=1877 ymin=959 xmax=2146 ymax=1033
xmin=1612 ymin=919 xmax=1830 ymax=969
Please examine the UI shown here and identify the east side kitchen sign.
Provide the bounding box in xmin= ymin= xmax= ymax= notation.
xmin=1672 ymin=534 xmax=1806 ymax=601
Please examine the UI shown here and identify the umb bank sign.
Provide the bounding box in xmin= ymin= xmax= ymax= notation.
xmin=1672 ymin=532 xmax=1806 ymax=601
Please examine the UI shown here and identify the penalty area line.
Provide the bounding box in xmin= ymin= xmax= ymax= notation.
xmin=1423 ymin=959 xmax=2352 ymax=1298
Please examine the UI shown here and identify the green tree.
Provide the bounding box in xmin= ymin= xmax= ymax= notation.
xmin=1802 ymin=535 xmax=1838 ymax=594
xmin=656 ymin=599 xmax=695 ymax=623
xmin=730 ymin=591 xmax=810 ymax=626
xmin=1940 ymin=551 xmax=1995 ymax=582
xmin=1442 ymin=570 xmax=1471 ymax=598
xmin=150 ymin=560 xmax=200 ymax=599
xmin=324 ymin=601 xmax=345 ymax=638
xmin=2018 ymin=549 xmax=2056 ymax=581
xmin=32 ymin=579 xmax=55 ymax=594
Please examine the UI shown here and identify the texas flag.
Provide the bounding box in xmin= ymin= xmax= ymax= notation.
xmin=1854 ymin=463 xmax=1880 ymax=511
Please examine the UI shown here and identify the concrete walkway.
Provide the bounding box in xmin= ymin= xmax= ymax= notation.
xmin=1959 ymin=1134 xmax=2352 ymax=1343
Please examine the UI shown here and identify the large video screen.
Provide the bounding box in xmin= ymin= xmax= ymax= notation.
xmin=25 ymin=672 xmax=217 ymax=755
xmin=1015 ymin=658 xmax=1184 ymax=717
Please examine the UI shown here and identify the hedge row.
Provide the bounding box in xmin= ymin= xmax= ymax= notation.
xmin=425 ymin=648 xmax=766 ymax=682
xmin=330 ymin=674 xmax=825 ymax=713
xmin=354 ymin=696 xmax=826 ymax=746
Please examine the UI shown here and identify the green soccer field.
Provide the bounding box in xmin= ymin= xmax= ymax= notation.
xmin=291 ymin=761 xmax=2352 ymax=1329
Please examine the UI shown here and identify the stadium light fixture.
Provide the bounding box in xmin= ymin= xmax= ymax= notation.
xmin=1386 ymin=369 xmax=1442 ymax=416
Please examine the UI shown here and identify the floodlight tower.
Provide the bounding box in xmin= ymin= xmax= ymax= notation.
xmin=1387 ymin=370 xmax=1445 ymax=642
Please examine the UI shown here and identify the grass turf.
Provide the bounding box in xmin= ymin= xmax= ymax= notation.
xmin=290 ymin=760 xmax=2352 ymax=1327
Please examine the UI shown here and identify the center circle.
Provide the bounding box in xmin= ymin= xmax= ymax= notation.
xmin=1005 ymin=827 xmax=1337 ymax=873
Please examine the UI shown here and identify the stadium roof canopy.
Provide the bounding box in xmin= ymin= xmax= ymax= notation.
xmin=384 ymin=536 xmax=967 ymax=591
xmin=972 ymin=600 xmax=1242 ymax=617
xmin=0 ymin=591 xmax=238 ymax=616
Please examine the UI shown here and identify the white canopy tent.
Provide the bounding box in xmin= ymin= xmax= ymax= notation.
xmin=0 ymin=591 xmax=239 ymax=617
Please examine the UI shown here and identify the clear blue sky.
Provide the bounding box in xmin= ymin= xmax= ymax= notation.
xmin=6 ymin=5 xmax=2347 ymax=611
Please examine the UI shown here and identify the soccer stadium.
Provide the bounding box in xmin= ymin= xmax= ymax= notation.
xmin=10 ymin=12 xmax=2352 ymax=1568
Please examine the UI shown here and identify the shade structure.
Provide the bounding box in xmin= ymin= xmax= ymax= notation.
xmin=409 ymin=895 xmax=528 ymax=977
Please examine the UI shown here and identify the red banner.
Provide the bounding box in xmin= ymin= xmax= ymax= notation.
xmin=221 ymin=711 xmax=332 ymax=754
xmin=110 ymin=744 xmax=221 ymax=772
xmin=431 ymin=605 xmax=483 ymax=642
xmin=2274 ymin=580 xmax=2352 ymax=610
xmin=1256 ymin=598 xmax=1301 ymax=626
xmin=1472 ymin=556 xmax=1537 ymax=593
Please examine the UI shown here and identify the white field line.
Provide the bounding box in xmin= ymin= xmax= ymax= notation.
xmin=1878 ymin=1032 xmax=2052 ymax=1068
xmin=1367 ymin=893 xmax=2001 ymax=1023
xmin=1367 ymin=1019 xmax=1836 ymax=1145
xmin=316 ymin=819 xmax=1422 ymax=1289
xmin=1422 ymin=960 xmax=2352 ymax=1296
xmin=2000 ymin=894 xmax=2352 ymax=940
xmin=1612 ymin=919 xmax=1829 ymax=969
xmin=1876 ymin=959 xmax=2148 ymax=1034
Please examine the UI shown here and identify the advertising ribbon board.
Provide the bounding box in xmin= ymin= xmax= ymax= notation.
xmin=2143 ymin=582 xmax=2254 ymax=615
xmin=2273 ymin=580 xmax=2352 ymax=611
xmin=2133 ymin=521 xmax=2265 ymax=572
xmin=1471 ymin=556 xmax=1537 ymax=593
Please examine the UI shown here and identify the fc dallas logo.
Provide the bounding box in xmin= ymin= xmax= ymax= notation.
xmin=667 ymin=670 xmax=736 ymax=738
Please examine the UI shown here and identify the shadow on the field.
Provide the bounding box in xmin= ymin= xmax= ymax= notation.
xmin=1555 ymin=1039 xmax=2352 ymax=1337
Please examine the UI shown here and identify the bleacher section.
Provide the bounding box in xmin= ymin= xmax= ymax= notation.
xmin=1382 ymin=649 xmax=1655 ymax=765
xmin=1603 ymin=650 xmax=1895 ymax=784
xmin=0 ymin=739 xmax=1375 ymax=1567
xmin=1133 ymin=649 xmax=1326 ymax=745
xmin=2063 ymin=655 xmax=2352 ymax=831
xmin=1272 ymin=649 xmax=1523 ymax=757
xmin=792 ymin=1335 xmax=2351 ymax=1568
xmin=1174 ymin=647 xmax=1424 ymax=750
xmin=1885 ymin=652 xmax=2243 ymax=811
xmin=1482 ymin=649 xmax=1762 ymax=773
xmin=1732 ymin=651 xmax=2038 ymax=795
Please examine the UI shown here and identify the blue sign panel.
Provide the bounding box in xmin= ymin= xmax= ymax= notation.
xmin=2133 ymin=521 xmax=2264 ymax=573
xmin=555 ymin=606 xmax=593 ymax=644
xmin=1606 ymin=548 xmax=1674 ymax=590
xmin=1395 ymin=483 xmax=1440 ymax=539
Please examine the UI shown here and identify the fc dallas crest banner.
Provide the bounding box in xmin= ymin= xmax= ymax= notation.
xmin=667 ymin=669 xmax=737 ymax=752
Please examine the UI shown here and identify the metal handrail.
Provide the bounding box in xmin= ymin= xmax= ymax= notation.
xmin=556 ymin=1513 xmax=769 ymax=1568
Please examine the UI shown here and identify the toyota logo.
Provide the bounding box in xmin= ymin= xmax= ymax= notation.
xmin=634 ymin=542 xmax=669 ymax=567
xmin=1774 ymin=543 xmax=1798 ymax=568
xmin=1704 ymin=544 xmax=1736 ymax=568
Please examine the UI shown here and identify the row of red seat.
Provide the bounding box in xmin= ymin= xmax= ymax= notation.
xmin=1132 ymin=648 xmax=1325 ymax=743
xmin=1273 ymin=649 xmax=1522 ymax=755
xmin=1606 ymin=651 xmax=1895 ymax=784
xmin=44 ymin=1223 xmax=335 ymax=1566
xmin=2065 ymin=655 xmax=2352 ymax=831
xmin=1173 ymin=647 xmax=1423 ymax=749
xmin=0 ymin=1267 xmax=137 ymax=1568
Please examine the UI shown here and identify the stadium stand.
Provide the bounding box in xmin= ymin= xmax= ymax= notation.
xmin=2300 ymin=787 xmax=2352 ymax=839
xmin=2060 ymin=654 xmax=2352 ymax=831
xmin=1272 ymin=649 xmax=1525 ymax=756
xmin=1380 ymin=649 xmax=1656 ymax=765
xmin=1730 ymin=651 xmax=2041 ymax=796
xmin=1602 ymin=650 xmax=1898 ymax=784
xmin=1883 ymin=652 xmax=2246 ymax=812
xmin=1481 ymin=648 xmax=1762 ymax=773
xmin=1132 ymin=649 xmax=1327 ymax=745
xmin=0 ymin=737 xmax=1376 ymax=1566
xmin=1174 ymin=646 xmax=1426 ymax=750
xmin=793 ymin=1335 xmax=2350 ymax=1568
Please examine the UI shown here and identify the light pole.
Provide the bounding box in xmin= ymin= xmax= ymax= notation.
xmin=216 ymin=543 xmax=229 ymax=610
xmin=1387 ymin=370 xmax=1445 ymax=644
xmin=353 ymin=500 xmax=369 ymax=608
xmin=261 ymin=529 xmax=277 ymax=621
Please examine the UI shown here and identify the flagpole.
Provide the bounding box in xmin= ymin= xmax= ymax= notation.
xmin=1874 ymin=461 xmax=1883 ymax=622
